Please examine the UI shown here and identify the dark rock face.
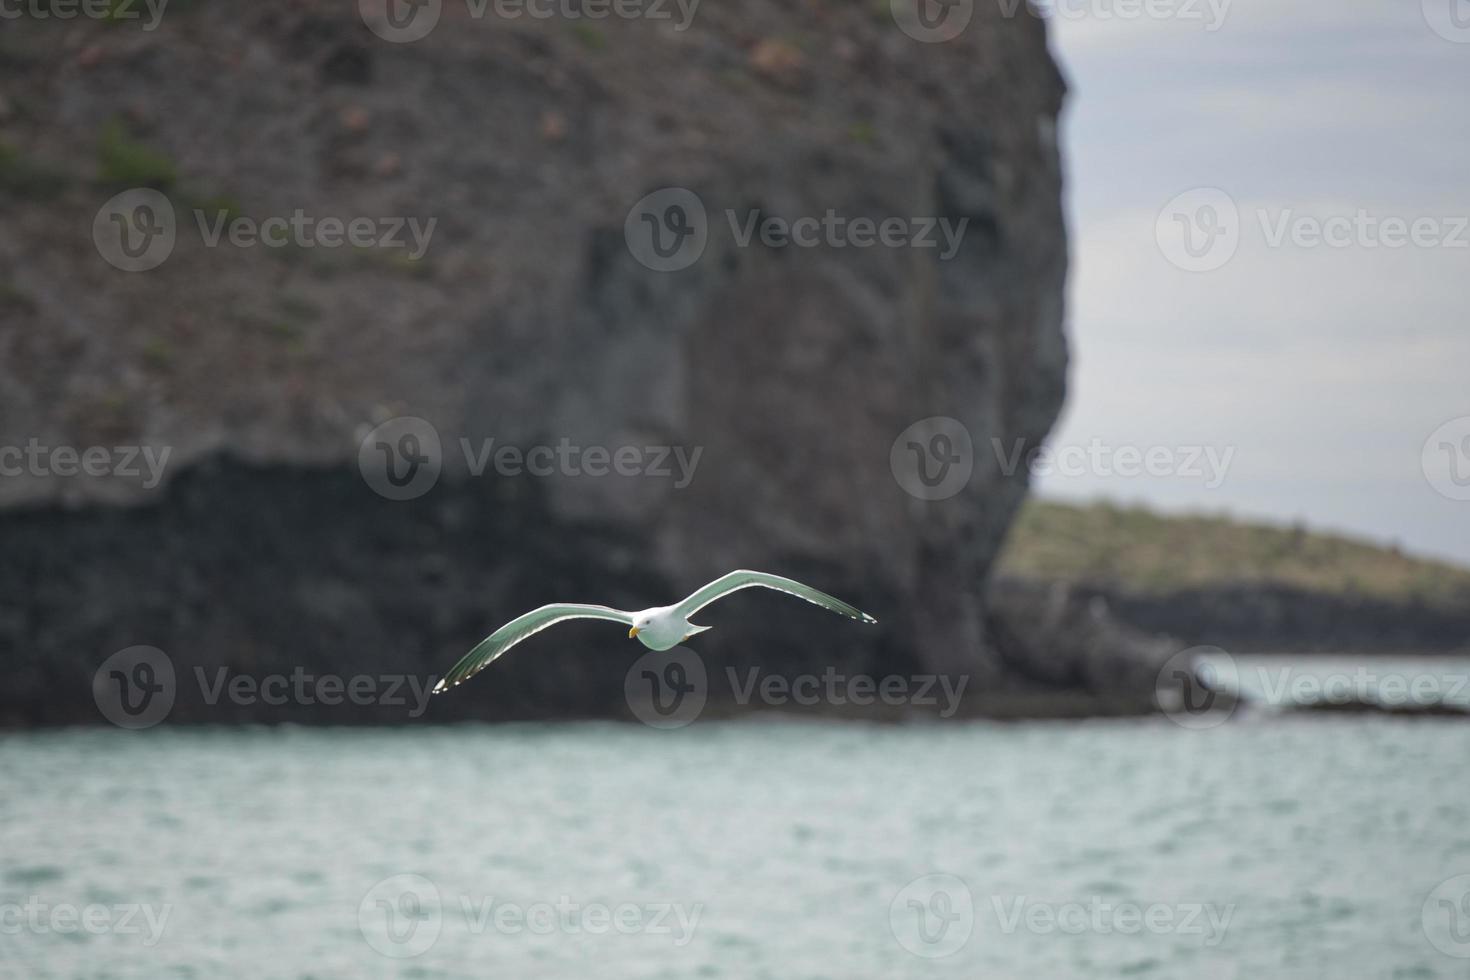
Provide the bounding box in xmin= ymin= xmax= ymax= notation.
xmin=1061 ymin=583 xmax=1470 ymax=654
xmin=0 ymin=2 xmax=1078 ymax=724
xmin=983 ymin=580 xmax=1179 ymax=718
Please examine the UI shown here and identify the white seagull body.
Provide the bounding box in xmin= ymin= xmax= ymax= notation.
xmin=433 ymin=569 xmax=876 ymax=694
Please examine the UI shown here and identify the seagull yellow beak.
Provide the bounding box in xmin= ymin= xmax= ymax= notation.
xmin=628 ymin=626 xmax=640 ymax=638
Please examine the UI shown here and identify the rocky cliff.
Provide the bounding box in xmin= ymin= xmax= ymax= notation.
xmin=0 ymin=0 xmax=1115 ymax=725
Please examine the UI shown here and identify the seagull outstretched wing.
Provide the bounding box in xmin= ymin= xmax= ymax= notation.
xmin=673 ymin=570 xmax=876 ymax=624
xmin=434 ymin=604 xmax=634 ymax=693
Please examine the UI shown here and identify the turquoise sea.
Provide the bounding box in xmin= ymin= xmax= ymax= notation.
xmin=4 ymin=712 xmax=1470 ymax=979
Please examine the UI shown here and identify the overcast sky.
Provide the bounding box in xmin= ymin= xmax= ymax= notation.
xmin=1038 ymin=0 xmax=1470 ymax=564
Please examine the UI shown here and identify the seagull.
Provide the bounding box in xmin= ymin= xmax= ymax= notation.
xmin=433 ymin=569 xmax=876 ymax=694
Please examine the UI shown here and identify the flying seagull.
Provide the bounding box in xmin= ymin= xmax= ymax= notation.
xmin=432 ymin=569 xmax=876 ymax=694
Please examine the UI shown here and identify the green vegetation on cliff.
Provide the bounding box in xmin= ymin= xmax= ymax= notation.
xmin=998 ymin=499 xmax=1470 ymax=609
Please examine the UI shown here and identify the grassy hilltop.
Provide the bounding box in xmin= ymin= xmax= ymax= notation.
xmin=998 ymin=499 xmax=1470 ymax=610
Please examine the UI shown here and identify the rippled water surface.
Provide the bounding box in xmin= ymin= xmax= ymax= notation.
xmin=4 ymin=717 xmax=1470 ymax=979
